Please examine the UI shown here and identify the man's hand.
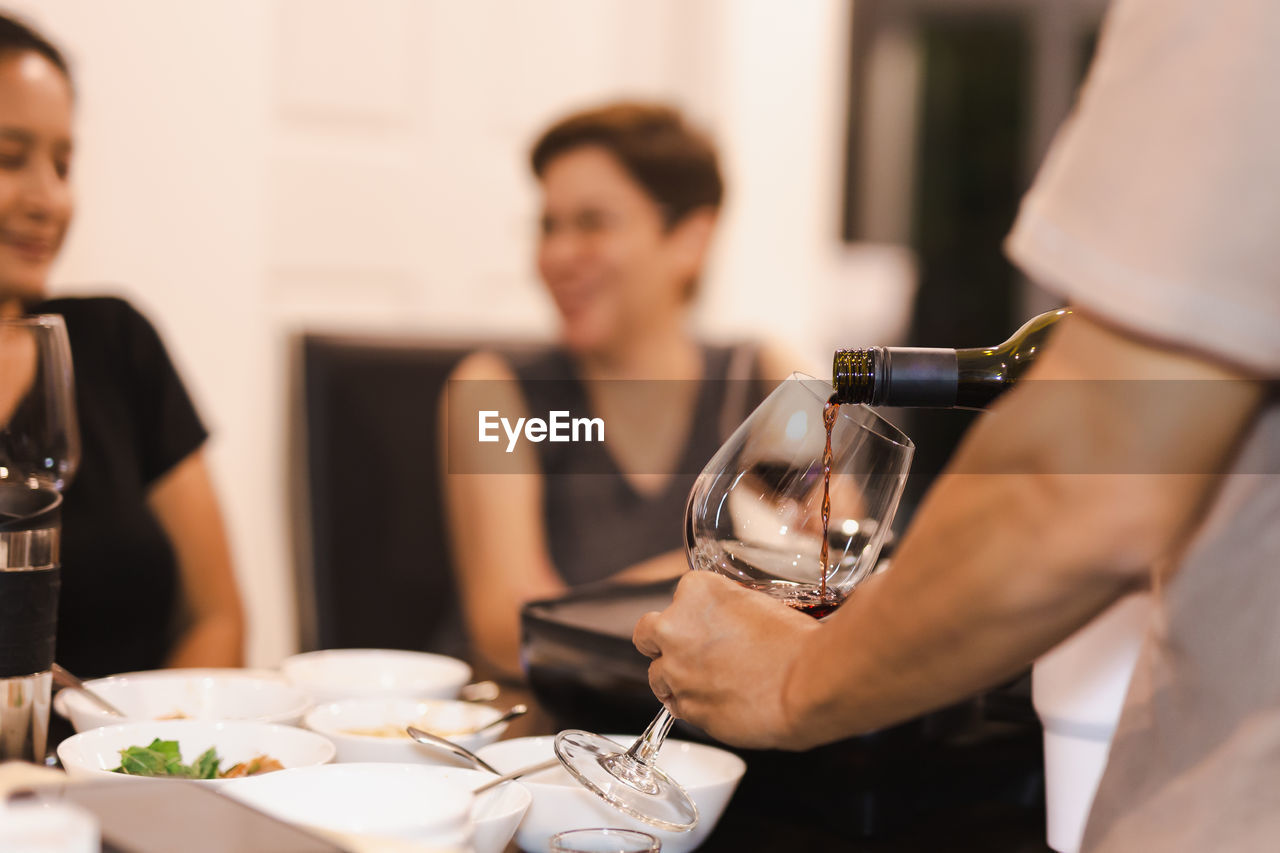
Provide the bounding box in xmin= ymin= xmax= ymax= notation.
xmin=633 ymin=572 xmax=822 ymax=750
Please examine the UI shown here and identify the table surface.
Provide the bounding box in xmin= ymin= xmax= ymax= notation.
xmin=40 ymin=676 xmax=1050 ymax=853
xmin=493 ymin=679 xmax=1051 ymax=853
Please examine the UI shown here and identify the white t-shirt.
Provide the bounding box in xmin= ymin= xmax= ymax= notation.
xmin=1007 ymin=0 xmax=1280 ymax=376
xmin=1005 ymin=0 xmax=1280 ymax=850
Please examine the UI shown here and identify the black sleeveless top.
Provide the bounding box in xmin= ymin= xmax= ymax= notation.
xmin=510 ymin=345 xmax=767 ymax=586
xmin=35 ymin=297 xmax=207 ymax=678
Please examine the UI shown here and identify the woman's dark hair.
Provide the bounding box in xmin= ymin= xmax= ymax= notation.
xmin=531 ymin=101 xmax=723 ymax=230
xmin=0 ymin=12 xmax=73 ymax=87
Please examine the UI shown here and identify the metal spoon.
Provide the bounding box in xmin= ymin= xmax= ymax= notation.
xmin=405 ymin=723 xmax=561 ymax=794
xmin=471 ymin=757 xmax=561 ymax=794
xmin=406 ymin=725 xmax=502 ymax=774
xmin=472 ymin=703 xmax=528 ymax=735
xmin=51 ymin=663 xmax=126 ymax=717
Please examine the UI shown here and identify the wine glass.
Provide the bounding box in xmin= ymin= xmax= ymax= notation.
xmin=0 ymin=314 xmax=80 ymax=492
xmin=554 ymin=373 xmax=913 ymax=831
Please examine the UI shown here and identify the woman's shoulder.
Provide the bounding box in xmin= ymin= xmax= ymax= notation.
xmin=38 ymin=295 xmax=189 ymax=397
xmin=448 ymin=349 xmax=519 ymax=383
xmin=443 ymin=346 xmax=577 ymax=437
xmin=36 ymin=295 xmax=156 ymax=340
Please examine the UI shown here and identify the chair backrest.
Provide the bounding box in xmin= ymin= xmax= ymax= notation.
xmin=292 ymin=333 xmax=513 ymax=657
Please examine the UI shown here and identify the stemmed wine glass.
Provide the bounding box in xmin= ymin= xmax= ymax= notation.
xmin=0 ymin=314 xmax=80 ymax=492
xmin=553 ymin=373 xmax=914 ymax=831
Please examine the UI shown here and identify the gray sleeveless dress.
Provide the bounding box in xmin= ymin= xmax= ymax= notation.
xmin=510 ymin=344 xmax=768 ymax=586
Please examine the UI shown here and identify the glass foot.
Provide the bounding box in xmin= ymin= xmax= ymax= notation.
xmin=554 ymin=729 xmax=699 ymax=832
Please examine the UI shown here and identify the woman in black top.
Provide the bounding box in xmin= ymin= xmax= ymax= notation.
xmin=443 ymin=103 xmax=797 ymax=675
xmin=0 ymin=14 xmax=244 ymax=676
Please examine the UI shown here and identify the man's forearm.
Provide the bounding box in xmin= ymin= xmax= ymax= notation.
xmin=783 ymin=316 xmax=1263 ymax=747
xmin=784 ymin=471 xmax=1142 ymax=745
xmin=634 ymin=316 xmax=1262 ymax=751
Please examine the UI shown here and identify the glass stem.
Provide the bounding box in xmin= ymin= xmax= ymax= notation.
xmin=625 ymin=707 xmax=674 ymax=768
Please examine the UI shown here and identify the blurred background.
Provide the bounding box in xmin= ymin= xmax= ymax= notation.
xmin=11 ymin=0 xmax=1105 ymax=667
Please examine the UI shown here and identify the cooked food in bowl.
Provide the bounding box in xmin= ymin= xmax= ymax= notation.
xmin=305 ymin=698 xmax=508 ymax=763
xmin=342 ymin=721 xmax=474 ymax=739
xmin=112 ymin=738 xmax=285 ymax=779
xmin=340 ymin=724 xmax=416 ymax=738
xmin=57 ymin=720 xmax=336 ymax=787
xmin=55 ymin=668 xmax=311 ymax=732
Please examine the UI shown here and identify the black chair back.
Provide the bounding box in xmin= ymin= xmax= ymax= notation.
xmin=293 ymin=334 xmax=490 ymax=657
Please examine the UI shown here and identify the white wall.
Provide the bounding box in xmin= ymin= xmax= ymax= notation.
xmin=12 ymin=0 xmax=907 ymax=666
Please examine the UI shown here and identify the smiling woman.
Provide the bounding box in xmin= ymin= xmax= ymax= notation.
xmin=440 ymin=102 xmax=801 ymax=676
xmin=0 ymin=34 xmax=72 ymax=305
xmin=0 ymin=12 xmax=245 ymax=680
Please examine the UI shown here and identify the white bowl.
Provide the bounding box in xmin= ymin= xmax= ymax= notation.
xmin=221 ymin=763 xmax=512 ymax=849
xmin=478 ymin=735 xmax=746 ymax=853
xmin=55 ymin=668 xmax=312 ymax=733
xmin=304 ymin=698 xmax=510 ymax=763
xmin=57 ymin=719 xmax=336 ymax=788
xmin=280 ymin=649 xmax=472 ymax=704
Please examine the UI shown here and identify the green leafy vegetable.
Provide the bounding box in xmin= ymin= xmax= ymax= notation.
xmin=190 ymin=746 xmax=221 ymax=780
xmin=112 ymin=739 xmax=222 ymax=779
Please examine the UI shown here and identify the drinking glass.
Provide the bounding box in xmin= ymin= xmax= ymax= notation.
xmin=550 ymin=828 xmax=661 ymax=853
xmin=554 ymin=373 xmax=913 ymax=830
xmin=1 ymin=314 xmax=80 ymax=764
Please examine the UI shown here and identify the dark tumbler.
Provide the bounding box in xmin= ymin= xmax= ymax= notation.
xmin=0 ymin=482 xmax=61 ymax=763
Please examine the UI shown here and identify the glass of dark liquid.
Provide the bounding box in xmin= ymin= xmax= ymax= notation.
xmin=554 ymin=374 xmax=914 ymax=831
xmin=1 ymin=314 xmax=80 ymax=763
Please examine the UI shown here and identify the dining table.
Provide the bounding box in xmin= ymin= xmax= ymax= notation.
xmin=484 ymin=669 xmax=1052 ymax=853
xmin=23 ymin=668 xmax=1051 ymax=853
xmin=511 ymin=578 xmax=1054 ymax=853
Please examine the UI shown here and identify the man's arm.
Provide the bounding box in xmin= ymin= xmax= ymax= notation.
xmin=635 ymin=312 xmax=1265 ymax=749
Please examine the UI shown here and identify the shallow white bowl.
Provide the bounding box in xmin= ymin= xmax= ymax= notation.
xmin=55 ymin=668 xmax=312 ymax=733
xmin=221 ymin=763 xmax=520 ymax=849
xmin=57 ymin=719 xmax=336 ymax=788
xmin=280 ymin=649 xmax=472 ymax=704
xmin=478 ymin=735 xmax=746 ymax=853
xmin=304 ymin=698 xmax=509 ymax=763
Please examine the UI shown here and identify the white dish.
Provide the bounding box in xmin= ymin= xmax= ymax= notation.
xmin=478 ymin=735 xmax=746 ymax=853
xmin=221 ymin=763 xmax=510 ymax=849
xmin=304 ymin=697 xmax=509 ymax=763
xmin=55 ymin=668 xmax=311 ymax=733
xmin=57 ymin=719 xmax=336 ymax=788
xmin=280 ymin=649 xmax=471 ymax=704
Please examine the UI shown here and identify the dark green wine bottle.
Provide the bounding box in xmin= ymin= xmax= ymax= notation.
xmin=832 ymin=308 xmax=1071 ymax=409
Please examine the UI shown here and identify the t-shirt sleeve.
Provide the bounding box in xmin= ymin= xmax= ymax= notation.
xmin=117 ymin=300 xmax=209 ymax=485
xmin=1005 ymin=0 xmax=1280 ymax=375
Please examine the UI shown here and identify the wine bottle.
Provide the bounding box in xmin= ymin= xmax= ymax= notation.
xmin=832 ymin=308 xmax=1071 ymax=409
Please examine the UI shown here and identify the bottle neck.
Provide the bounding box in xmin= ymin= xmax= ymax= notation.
xmin=833 ymin=346 xmax=961 ymax=407
xmin=954 ymin=345 xmax=1018 ymax=408
xmin=833 ymin=307 xmax=1071 ymax=409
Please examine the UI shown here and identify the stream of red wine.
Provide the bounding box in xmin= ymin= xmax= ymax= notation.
xmin=819 ymin=395 xmax=839 ymax=600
